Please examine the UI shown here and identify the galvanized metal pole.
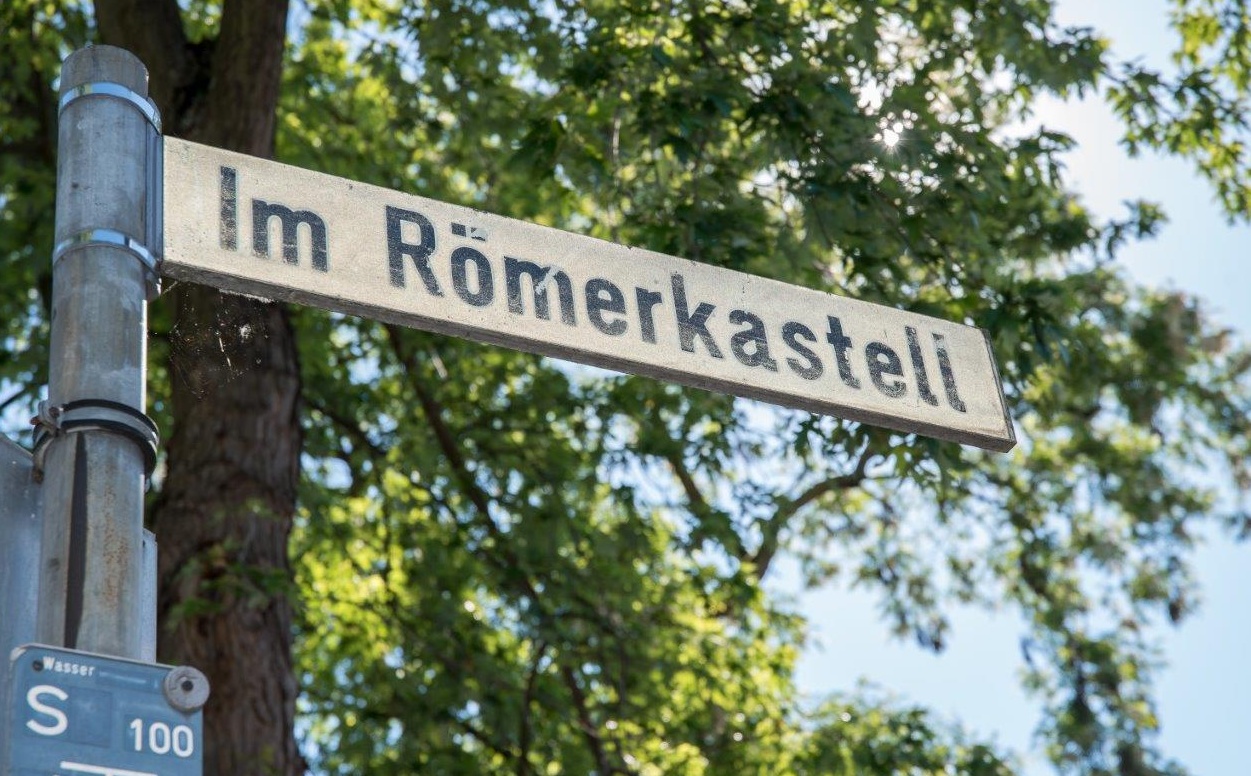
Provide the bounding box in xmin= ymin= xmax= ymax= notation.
xmin=36 ymin=45 xmax=160 ymax=659
xmin=141 ymin=529 xmax=159 ymax=661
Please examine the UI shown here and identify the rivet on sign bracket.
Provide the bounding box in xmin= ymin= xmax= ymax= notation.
xmin=162 ymin=665 xmax=212 ymax=713
xmin=57 ymin=79 xmax=165 ymax=299
xmin=30 ymin=398 xmax=160 ymax=484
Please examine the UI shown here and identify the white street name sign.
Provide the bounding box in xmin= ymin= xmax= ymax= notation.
xmin=162 ymin=138 xmax=1015 ymax=451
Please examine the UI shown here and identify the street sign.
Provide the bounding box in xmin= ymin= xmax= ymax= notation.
xmin=6 ymin=645 xmax=204 ymax=776
xmin=162 ymin=138 xmax=1015 ymax=451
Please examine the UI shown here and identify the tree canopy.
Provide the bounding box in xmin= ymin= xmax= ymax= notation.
xmin=3 ymin=1 xmax=1250 ymax=774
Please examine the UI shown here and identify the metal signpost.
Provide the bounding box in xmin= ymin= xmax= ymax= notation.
xmin=35 ymin=45 xmax=159 ymax=661
xmin=1 ymin=47 xmax=201 ymax=774
xmin=1 ymin=41 xmax=1016 ymax=772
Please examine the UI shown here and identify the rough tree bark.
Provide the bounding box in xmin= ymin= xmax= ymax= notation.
xmin=96 ymin=1 xmax=304 ymax=773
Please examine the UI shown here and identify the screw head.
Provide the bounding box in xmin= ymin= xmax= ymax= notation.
xmin=163 ymin=665 xmax=210 ymax=712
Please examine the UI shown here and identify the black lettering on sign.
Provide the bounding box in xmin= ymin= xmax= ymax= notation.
xmin=386 ymin=206 xmax=442 ymax=295
xmin=586 ymin=278 xmax=627 ymax=336
xmin=636 ymin=287 xmax=664 ymax=344
xmin=451 ymin=246 xmax=494 ymax=307
xmin=671 ymin=274 xmax=723 ymax=358
xmin=933 ymin=333 xmax=967 ymax=412
xmin=782 ymin=322 xmax=823 ymax=380
xmin=865 ymin=342 xmax=906 ymax=398
xmin=252 ymin=200 xmax=329 ymax=271
xmin=220 ymin=166 xmax=237 ymax=251
xmin=825 ymin=316 xmax=861 ymax=389
xmin=728 ymin=310 xmax=778 ymax=371
xmin=905 ymin=326 xmax=939 ymax=406
xmin=505 ymin=257 xmax=575 ymax=325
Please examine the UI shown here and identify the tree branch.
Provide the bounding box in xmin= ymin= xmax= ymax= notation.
xmin=304 ymin=396 xmax=386 ymax=458
xmin=750 ymin=446 xmax=876 ymax=579
xmin=0 ymin=385 xmax=36 ymax=418
xmin=448 ymin=713 xmax=521 ymax=763
xmin=560 ymin=664 xmax=617 ymax=775
xmin=383 ymin=324 xmax=496 ymax=519
xmin=517 ymin=640 xmax=547 ymax=776
xmin=664 ymin=450 xmax=745 ymax=558
xmin=382 ymin=325 xmax=549 ymax=605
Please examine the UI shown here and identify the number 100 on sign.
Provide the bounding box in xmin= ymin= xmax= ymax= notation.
xmin=128 ymin=717 xmax=196 ymax=758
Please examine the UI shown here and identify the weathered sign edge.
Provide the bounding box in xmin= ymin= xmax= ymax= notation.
xmin=161 ymin=260 xmax=1017 ymax=452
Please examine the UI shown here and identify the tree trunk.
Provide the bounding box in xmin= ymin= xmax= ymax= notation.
xmin=97 ymin=1 xmax=304 ymax=773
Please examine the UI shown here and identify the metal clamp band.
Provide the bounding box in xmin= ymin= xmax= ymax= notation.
xmin=56 ymin=79 xmax=165 ymax=299
xmin=31 ymin=399 xmax=160 ymax=483
xmin=59 ymin=81 xmax=162 ymax=133
xmin=52 ymin=228 xmax=161 ymax=298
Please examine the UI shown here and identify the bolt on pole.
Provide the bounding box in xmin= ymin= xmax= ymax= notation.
xmin=36 ymin=45 xmax=161 ymax=660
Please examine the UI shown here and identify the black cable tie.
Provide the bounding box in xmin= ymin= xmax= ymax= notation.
xmin=31 ymin=398 xmax=160 ymax=483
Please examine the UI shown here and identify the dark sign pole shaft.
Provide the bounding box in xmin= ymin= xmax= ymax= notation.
xmin=36 ymin=45 xmax=158 ymax=659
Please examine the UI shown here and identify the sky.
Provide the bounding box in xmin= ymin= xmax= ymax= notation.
xmin=790 ymin=2 xmax=1251 ymax=774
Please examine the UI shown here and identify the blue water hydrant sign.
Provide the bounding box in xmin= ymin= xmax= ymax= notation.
xmin=5 ymin=645 xmax=206 ymax=775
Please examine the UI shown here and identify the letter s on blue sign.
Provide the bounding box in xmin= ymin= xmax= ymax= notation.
xmin=26 ymin=684 xmax=69 ymax=736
